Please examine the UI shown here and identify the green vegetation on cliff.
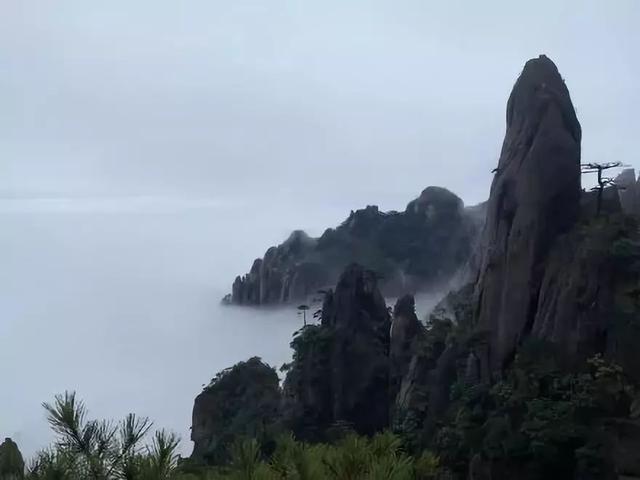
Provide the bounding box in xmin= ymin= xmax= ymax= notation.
xmin=191 ymin=357 xmax=282 ymax=465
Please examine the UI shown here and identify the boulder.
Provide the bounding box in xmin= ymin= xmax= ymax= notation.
xmin=475 ymin=55 xmax=582 ymax=370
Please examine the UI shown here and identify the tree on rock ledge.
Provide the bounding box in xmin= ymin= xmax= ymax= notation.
xmin=581 ymin=161 xmax=623 ymax=215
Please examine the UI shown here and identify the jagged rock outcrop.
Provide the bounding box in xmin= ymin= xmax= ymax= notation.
xmin=389 ymin=295 xmax=422 ymax=400
xmin=228 ymin=231 xmax=325 ymax=305
xmin=191 ymin=54 xmax=640 ymax=478
xmin=283 ymin=263 xmax=391 ymax=438
xmin=0 ymin=438 xmax=24 ymax=480
xmin=226 ymin=188 xmax=483 ymax=306
xmin=190 ymin=357 xmax=281 ymax=464
xmin=395 ymin=55 xmax=640 ymax=453
xmin=457 ymin=201 xmax=489 ymax=284
xmin=475 ymin=55 xmax=582 ymax=370
xmin=321 ymin=264 xmax=391 ymax=434
xmin=392 ymin=57 xmax=640 ymax=473
xmin=392 ymin=294 xmax=458 ymax=438
xmin=405 ymin=186 xmax=462 ymax=220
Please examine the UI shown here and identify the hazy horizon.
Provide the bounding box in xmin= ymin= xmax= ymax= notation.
xmin=2 ymin=0 xmax=638 ymax=461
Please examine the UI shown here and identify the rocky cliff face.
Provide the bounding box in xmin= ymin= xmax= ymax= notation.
xmin=321 ymin=264 xmax=391 ymax=434
xmin=392 ymin=54 xmax=638 ymax=452
xmin=474 ymin=55 xmax=582 ymax=370
xmin=190 ymin=55 xmax=640 ymax=478
xmin=282 ymin=263 xmax=391 ymax=438
xmin=394 ymin=55 xmax=640 ymax=458
xmin=389 ymin=295 xmax=422 ymax=401
xmin=472 ymin=55 xmax=640 ymax=375
xmin=228 ymin=231 xmax=325 ymax=305
xmin=532 ymin=213 xmax=640 ymax=379
xmin=190 ymin=357 xmax=281 ymax=464
xmin=226 ymin=187 xmax=482 ymax=306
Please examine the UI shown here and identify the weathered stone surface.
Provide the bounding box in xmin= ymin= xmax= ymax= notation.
xmin=390 ymin=295 xmax=422 ymax=400
xmin=530 ymin=224 xmax=614 ymax=358
xmin=229 ymin=231 xmax=322 ymax=306
xmin=190 ymin=357 xmax=281 ymax=464
xmin=283 ymin=263 xmax=391 ymax=438
xmin=393 ymin=311 xmax=456 ymax=440
xmin=321 ymin=263 xmax=391 ymax=434
xmin=475 ymin=55 xmax=582 ymax=369
xmin=457 ymin=201 xmax=488 ymax=284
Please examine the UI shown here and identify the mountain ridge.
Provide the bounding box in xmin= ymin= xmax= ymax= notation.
xmin=224 ymin=186 xmax=486 ymax=306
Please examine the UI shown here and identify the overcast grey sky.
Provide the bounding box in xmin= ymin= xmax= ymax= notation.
xmin=1 ymin=1 xmax=639 ymax=457
xmin=1 ymin=1 xmax=638 ymax=210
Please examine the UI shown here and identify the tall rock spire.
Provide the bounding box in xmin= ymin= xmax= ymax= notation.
xmin=475 ymin=55 xmax=582 ymax=369
xmin=321 ymin=263 xmax=391 ymax=434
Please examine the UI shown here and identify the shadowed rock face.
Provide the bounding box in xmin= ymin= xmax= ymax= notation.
xmin=321 ymin=264 xmax=391 ymax=434
xmin=475 ymin=55 xmax=582 ymax=370
xmin=389 ymin=295 xmax=422 ymax=401
xmin=190 ymin=357 xmax=281 ymax=464
xmin=226 ymin=188 xmax=482 ymax=306
xmin=229 ymin=231 xmax=326 ymax=305
xmin=283 ymin=263 xmax=391 ymax=438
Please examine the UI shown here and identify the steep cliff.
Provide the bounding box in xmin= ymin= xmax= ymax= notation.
xmin=474 ymin=54 xmax=582 ymax=370
xmin=392 ymin=55 xmax=640 ymax=477
xmin=190 ymin=357 xmax=281 ymax=464
xmin=226 ymin=187 xmax=482 ymax=306
xmin=191 ymin=55 xmax=640 ymax=478
xmin=282 ymin=263 xmax=391 ymax=438
xmin=389 ymin=295 xmax=422 ymax=402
